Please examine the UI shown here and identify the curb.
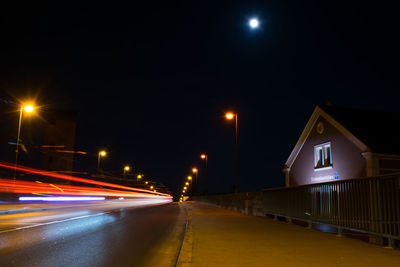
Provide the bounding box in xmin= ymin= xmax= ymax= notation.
xmin=176 ymin=204 xmax=193 ymax=267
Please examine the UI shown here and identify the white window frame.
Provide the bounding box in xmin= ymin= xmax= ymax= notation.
xmin=314 ymin=142 xmax=332 ymax=171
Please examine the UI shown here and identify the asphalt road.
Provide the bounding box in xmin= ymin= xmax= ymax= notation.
xmin=0 ymin=201 xmax=184 ymax=267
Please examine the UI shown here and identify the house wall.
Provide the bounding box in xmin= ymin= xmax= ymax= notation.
xmin=289 ymin=117 xmax=366 ymax=186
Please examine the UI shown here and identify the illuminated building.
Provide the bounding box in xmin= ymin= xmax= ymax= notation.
xmin=283 ymin=105 xmax=400 ymax=186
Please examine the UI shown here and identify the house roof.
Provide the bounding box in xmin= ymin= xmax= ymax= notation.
xmin=319 ymin=105 xmax=400 ymax=155
xmin=284 ymin=105 xmax=400 ymax=169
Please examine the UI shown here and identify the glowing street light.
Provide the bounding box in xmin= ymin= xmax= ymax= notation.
xmin=24 ymin=105 xmax=34 ymax=113
xmin=150 ymin=185 xmax=154 ymax=190
xmin=225 ymin=111 xmax=238 ymax=193
xmin=185 ymin=182 xmax=189 ymax=186
xmin=123 ymin=165 xmax=130 ymax=177
xmin=14 ymin=103 xmax=36 ymax=179
xmin=200 ymin=153 xmax=209 ymax=194
xmin=249 ymin=18 xmax=259 ymax=29
xmin=192 ymin=168 xmax=198 ymax=196
xmin=225 ymin=112 xmax=234 ymax=120
xmin=187 ymin=176 xmax=192 ymax=181
xmin=98 ymin=150 xmax=107 ymax=170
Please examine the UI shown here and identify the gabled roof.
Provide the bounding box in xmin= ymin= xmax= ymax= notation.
xmin=284 ymin=105 xmax=400 ymax=169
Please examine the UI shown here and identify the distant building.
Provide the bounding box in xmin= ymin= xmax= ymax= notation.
xmin=283 ymin=105 xmax=400 ymax=187
xmin=42 ymin=109 xmax=78 ymax=174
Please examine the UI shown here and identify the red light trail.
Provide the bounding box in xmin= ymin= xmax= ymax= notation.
xmin=0 ymin=161 xmax=172 ymax=199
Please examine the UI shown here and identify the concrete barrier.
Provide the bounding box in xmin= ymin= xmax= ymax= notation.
xmin=193 ymin=191 xmax=264 ymax=217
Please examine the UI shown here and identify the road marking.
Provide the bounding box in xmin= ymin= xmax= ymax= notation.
xmin=0 ymin=211 xmax=110 ymax=235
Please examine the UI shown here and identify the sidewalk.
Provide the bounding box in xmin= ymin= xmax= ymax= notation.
xmin=178 ymin=202 xmax=400 ymax=267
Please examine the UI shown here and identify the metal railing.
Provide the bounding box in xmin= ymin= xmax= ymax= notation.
xmin=263 ymin=174 xmax=400 ymax=240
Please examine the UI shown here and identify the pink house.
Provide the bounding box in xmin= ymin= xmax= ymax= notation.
xmin=283 ymin=105 xmax=400 ymax=187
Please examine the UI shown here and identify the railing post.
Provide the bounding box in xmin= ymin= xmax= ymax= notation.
xmin=388 ymin=237 xmax=397 ymax=249
xmin=337 ymin=227 xmax=343 ymax=237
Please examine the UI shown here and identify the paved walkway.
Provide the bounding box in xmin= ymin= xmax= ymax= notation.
xmin=178 ymin=202 xmax=400 ymax=267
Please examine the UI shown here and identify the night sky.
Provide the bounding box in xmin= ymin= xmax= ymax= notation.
xmin=1 ymin=0 xmax=399 ymax=196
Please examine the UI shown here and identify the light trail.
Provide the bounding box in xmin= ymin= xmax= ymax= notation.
xmin=0 ymin=178 xmax=172 ymax=199
xmin=0 ymin=161 xmax=172 ymax=202
xmin=19 ymin=196 xmax=106 ymax=201
xmin=0 ymin=161 xmax=170 ymax=197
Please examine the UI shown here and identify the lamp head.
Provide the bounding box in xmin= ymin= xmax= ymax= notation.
xmin=225 ymin=112 xmax=235 ymax=120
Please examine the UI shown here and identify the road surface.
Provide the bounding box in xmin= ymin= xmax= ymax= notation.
xmin=0 ymin=200 xmax=184 ymax=267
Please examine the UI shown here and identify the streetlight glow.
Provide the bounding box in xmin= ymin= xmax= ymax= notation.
xmin=225 ymin=112 xmax=235 ymax=120
xmin=187 ymin=176 xmax=192 ymax=181
xmin=124 ymin=166 xmax=130 ymax=171
xmin=137 ymin=174 xmax=142 ymax=179
xmin=24 ymin=105 xmax=34 ymax=113
xmin=201 ymin=154 xmax=206 ymax=159
xmin=99 ymin=150 xmax=107 ymax=157
xmin=249 ymin=18 xmax=259 ymax=29
xmin=186 ymin=182 xmax=189 ymax=186
xmin=192 ymin=168 xmax=198 ymax=173
xmin=14 ymin=102 xmax=37 ymax=179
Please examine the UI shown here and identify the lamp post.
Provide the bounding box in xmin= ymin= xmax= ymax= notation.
xmin=225 ymin=112 xmax=238 ymax=193
xmin=187 ymin=175 xmax=193 ymax=197
xmin=192 ymin=168 xmax=198 ymax=196
xmin=137 ymin=174 xmax=142 ymax=183
xmin=14 ymin=104 xmax=35 ymax=179
xmin=123 ymin=165 xmax=130 ymax=177
xmin=200 ymin=154 xmax=208 ymax=194
xmin=98 ymin=150 xmax=107 ymax=170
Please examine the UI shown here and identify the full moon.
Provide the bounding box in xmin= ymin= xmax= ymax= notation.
xmin=249 ymin=18 xmax=259 ymax=28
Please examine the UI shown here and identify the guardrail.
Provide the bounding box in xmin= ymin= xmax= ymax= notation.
xmin=194 ymin=192 xmax=264 ymax=216
xmin=264 ymin=174 xmax=400 ymax=246
xmin=195 ymin=174 xmax=400 ymax=247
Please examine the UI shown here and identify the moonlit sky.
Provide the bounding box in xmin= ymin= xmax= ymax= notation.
xmin=0 ymin=0 xmax=399 ymax=196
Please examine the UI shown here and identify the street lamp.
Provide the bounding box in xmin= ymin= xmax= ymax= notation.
xmin=98 ymin=150 xmax=107 ymax=170
xmin=187 ymin=176 xmax=192 ymax=181
xmin=150 ymin=185 xmax=154 ymax=190
xmin=225 ymin=111 xmax=238 ymax=193
xmin=200 ymin=154 xmax=208 ymax=194
xmin=14 ymin=103 xmax=35 ymax=179
xmin=185 ymin=182 xmax=189 ymax=186
xmin=137 ymin=174 xmax=143 ymax=183
xmin=123 ymin=165 xmax=130 ymax=177
xmin=192 ymin=168 xmax=198 ymax=196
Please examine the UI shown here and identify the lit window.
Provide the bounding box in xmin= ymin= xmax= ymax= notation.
xmin=314 ymin=142 xmax=332 ymax=170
